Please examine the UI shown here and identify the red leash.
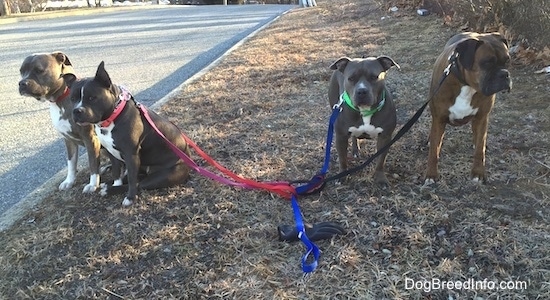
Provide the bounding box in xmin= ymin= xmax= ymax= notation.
xmin=138 ymin=104 xmax=296 ymax=199
xmin=180 ymin=134 xmax=297 ymax=198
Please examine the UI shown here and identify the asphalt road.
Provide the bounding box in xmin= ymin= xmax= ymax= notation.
xmin=0 ymin=4 xmax=295 ymax=218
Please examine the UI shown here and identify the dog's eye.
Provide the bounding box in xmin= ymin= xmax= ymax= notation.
xmin=481 ymin=58 xmax=496 ymax=68
xmin=348 ymin=75 xmax=357 ymax=82
xmin=368 ymin=74 xmax=379 ymax=81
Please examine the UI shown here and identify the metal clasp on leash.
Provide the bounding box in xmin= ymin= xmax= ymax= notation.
xmin=444 ymin=51 xmax=459 ymax=76
xmin=333 ymin=93 xmax=345 ymax=111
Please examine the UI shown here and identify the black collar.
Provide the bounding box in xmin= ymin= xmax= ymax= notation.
xmin=447 ymin=51 xmax=468 ymax=85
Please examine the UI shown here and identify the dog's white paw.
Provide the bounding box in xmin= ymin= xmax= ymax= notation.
xmin=423 ymin=178 xmax=436 ymax=187
xmin=122 ymin=197 xmax=133 ymax=206
xmin=58 ymin=179 xmax=75 ymax=191
xmin=82 ymin=183 xmax=98 ymax=193
xmin=472 ymin=177 xmax=482 ymax=184
xmin=82 ymin=174 xmax=100 ymax=193
xmin=100 ymin=183 xmax=108 ymax=196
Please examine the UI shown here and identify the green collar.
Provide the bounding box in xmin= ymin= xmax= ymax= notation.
xmin=341 ymin=90 xmax=386 ymax=117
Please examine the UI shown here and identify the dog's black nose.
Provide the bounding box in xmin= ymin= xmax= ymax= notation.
xmin=357 ymin=88 xmax=369 ymax=96
xmin=73 ymin=107 xmax=84 ymax=116
xmin=498 ymin=70 xmax=510 ymax=80
xmin=19 ymin=80 xmax=28 ymax=88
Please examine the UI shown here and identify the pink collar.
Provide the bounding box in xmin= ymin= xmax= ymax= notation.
xmin=99 ymin=87 xmax=132 ymax=127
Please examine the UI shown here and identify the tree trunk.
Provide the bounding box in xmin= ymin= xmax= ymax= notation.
xmin=299 ymin=0 xmax=316 ymax=7
xmin=1 ymin=0 xmax=11 ymax=16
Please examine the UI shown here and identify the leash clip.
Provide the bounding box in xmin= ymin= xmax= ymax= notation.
xmin=334 ymin=93 xmax=346 ymax=111
xmin=443 ymin=63 xmax=451 ymax=76
xmin=445 ymin=51 xmax=460 ymax=76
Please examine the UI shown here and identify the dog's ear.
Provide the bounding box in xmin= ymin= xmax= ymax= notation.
xmin=53 ymin=52 xmax=75 ymax=75
xmin=490 ymin=32 xmax=508 ymax=47
xmin=94 ymin=61 xmax=112 ymax=88
xmin=376 ymin=56 xmax=400 ymax=71
xmin=53 ymin=52 xmax=72 ymax=66
xmin=455 ymin=38 xmax=483 ymax=70
xmin=62 ymin=73 xmax=77 ymax=89
xmin=329 ymin=57 xmax=352 ymax=72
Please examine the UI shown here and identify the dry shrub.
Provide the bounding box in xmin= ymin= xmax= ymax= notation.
xmin=381 ymin=0 xmax=550 ymax=65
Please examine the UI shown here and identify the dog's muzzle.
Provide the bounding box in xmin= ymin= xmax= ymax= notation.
xmin=482 ymin=69 xmax=512 ymax=96
xmin=354 ymin=87 xmax=375 ymax=106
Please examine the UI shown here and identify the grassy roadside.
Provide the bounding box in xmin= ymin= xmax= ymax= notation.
xmin=1 ymin=0 xmax=549 ymax=299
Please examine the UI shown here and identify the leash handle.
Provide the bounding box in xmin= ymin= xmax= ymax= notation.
xmin=291 ymin=195 xmax=320 ymax=273
xmin=138 ymin=104 xmax=321 ymax=273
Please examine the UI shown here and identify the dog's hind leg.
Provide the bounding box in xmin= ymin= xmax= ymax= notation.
xmin=139 ymin=163 xmax=190 ymax=191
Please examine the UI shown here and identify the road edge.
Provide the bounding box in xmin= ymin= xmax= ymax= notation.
xmin=0 ymin=7 xmax=294 ymax=232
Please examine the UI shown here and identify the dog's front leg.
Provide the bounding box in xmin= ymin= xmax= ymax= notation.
xmin=121 ymin=154 xmax=140 ymax=206
xmin=471 ymin=114 xmax=489 ymax=183
xmin=351 ymin=137 xmax=360 ymax=158
xmin=82 ymin=127 xmax=102 ymax=193
xmin=335 ymin=133 xmax=349 ymax=173
xmin=425 ymin=118 xmax=446 ymax=184
xmin=59 ymin=139 xmax=79 ymax=190
xmin=374 ymin=134 xmax=391 ymax=186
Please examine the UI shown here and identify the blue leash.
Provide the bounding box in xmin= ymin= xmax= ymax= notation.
xmin=291 ymin=104 xmax=341 ymax=273
xmin=294 ymin=104 xmax=340 ymax=195
xmin=287 ymin=63 xmax=454 ymax=273
xmin=291 ymin=195 xmax=320 ymax=273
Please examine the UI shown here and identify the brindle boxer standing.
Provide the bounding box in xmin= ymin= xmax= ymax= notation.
xmin=425 ymin=32 xmax=512 ymax=184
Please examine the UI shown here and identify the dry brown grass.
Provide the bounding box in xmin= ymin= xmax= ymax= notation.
xmin=1 ymin=0 xmax=549 ymax=299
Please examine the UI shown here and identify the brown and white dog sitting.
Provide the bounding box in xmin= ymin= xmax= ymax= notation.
xmin=425 ymin=32 xmax=512 ymax=184
xmin=19 ymin=52 xmax=102 ymax=193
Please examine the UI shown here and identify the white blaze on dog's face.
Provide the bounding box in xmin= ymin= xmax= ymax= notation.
xmin=332 ymin=56 xmax=399 ymax=108
xmin=18 ymin=52 xmax=74 ymax=101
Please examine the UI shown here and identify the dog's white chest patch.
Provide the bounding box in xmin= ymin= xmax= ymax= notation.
xmin=348 ymin=115 xmax=384 ymax=138
xmin=49 ymin=103 xmax=72 ymax=137
xmin=95 ymin=123 xmax=123 ymax=161
xmin=449 ymin=86 xmax=478 ymax=121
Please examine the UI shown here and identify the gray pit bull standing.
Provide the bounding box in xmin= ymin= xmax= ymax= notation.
xmin=328 ymin=56 xmax=399 ymax=185
xmin=62 ymin=61 xmax=191 ymax=206
xmin=18 ymin=52 xmax=102 ymax=193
